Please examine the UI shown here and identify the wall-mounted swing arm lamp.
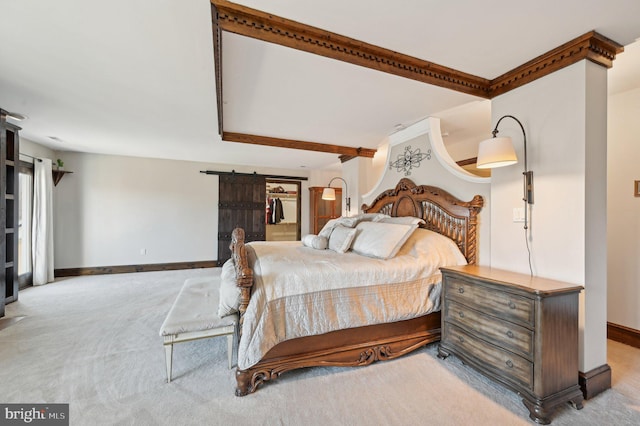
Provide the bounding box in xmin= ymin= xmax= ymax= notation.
xmin=476 ymin=114 xmax=534 ymax=229
xmin=321 ymin=177 xmax=350 ymax=216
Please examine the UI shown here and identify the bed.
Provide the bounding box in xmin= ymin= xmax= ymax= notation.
xmin=229 ymin=178 xmax=483 ymax=396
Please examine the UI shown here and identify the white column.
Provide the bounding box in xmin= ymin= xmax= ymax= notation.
xmin=489 ymin=60 xmax=608 ymax=373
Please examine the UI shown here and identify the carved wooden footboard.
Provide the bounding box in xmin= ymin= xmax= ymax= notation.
xmin=229 ymin=178 xmax=483 ymax=396
xmin=230 ymin=228 xmax=253 ymax=329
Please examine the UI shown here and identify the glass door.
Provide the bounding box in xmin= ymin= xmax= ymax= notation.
xmin=18 ymin=163 xmax=33 ymax=288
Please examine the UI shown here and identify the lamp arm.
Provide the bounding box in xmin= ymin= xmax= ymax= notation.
xmin=326 ymin=177 xmax=350 ymax=215
xmin=493 ymin=115 xmax=533 ymax=234
xmin=327 ymin=176 xmax=347 ymax=190
xmin=492 ymin=115 xmax=534 ymax=275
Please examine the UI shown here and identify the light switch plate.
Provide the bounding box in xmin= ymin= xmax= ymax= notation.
xmin=513 ymin=207 xmax=525 ymax=223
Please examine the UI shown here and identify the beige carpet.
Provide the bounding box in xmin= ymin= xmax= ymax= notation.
xmin=1 ymin=269 xmax=639 ymax=426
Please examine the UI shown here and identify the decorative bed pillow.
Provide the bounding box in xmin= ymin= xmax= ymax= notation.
xmin=379 ymin=216 xmax=425 ymax=226
xmin=351 ymin=221 xmax=418 ymax=259
xmin=328 ymin=225 xmax=357 ymax=253
xmin=302 ymin=234 xmax=328 ymax=250
xmin=333 ymin=216 xmax=359 ymax=228
xmin=318 ymin=217 xmax=355 ymax=239
xmin=357 ymin=212 xmax=390 ymax=223
xmin=369 ymin=213 xmax=391 ymax=222
xmin=218 ymin=258 xmax=241 ymax=318
xmin=318 ymin=213 xmax=389 ymax=239
xmin=337 ymin=213 xmax=389 ymax=227
xmin=318 ymin=219 xmax=338 ymax=239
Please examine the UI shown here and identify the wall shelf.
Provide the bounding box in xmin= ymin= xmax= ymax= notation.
xmin=52 ymin=169 xmax=73 ymax=186
xmin=267 ymin=192 xmax=297 ymax=199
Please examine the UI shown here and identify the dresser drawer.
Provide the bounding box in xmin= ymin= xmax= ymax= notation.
xmin=444 ymin=300 xmax=534 ymax=360
xmin=444 ymin=277 xmax=534 ymax=327
xmin=444 ymin=324 xmax=533 ymax=391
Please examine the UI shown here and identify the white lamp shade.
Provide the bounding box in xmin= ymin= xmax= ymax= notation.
xmin=321 ymin=187 xmax=336 ymax=201
xmin=476 ymin=136 xmax=518 ymax=169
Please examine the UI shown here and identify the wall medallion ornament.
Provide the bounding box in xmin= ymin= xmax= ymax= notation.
xmin=389 ymin=146 xmax=431 ymax=176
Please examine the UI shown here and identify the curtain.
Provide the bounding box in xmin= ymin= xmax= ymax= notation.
xmin=32 ymin=158 xmax=54 ymax=285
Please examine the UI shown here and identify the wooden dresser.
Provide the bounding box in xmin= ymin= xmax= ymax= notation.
xmin=438 ymin=265 xmax=584 ymax=424
xmin=309 ymin=186 xmax=342 ymax=234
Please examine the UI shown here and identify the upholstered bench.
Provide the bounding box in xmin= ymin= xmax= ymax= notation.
xmin=159 ymin=276 xmax=238 ymax=383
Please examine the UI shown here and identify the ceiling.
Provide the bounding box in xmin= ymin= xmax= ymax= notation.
xmin=1 ymin=0 xmax=639 ymax=171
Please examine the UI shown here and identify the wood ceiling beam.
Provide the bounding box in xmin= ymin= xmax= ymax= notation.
xmin=489 ymin=31 xmax=623 ymax=97
xmin=210 ymin=2 xmax=624 ymax=158
xmin=211 ymin=7 xmax=224 ymax=135
xmin=211 ymin=0 xmax=491 ymax=98
xmin=222 ymin=132 xmax=376 ymax=158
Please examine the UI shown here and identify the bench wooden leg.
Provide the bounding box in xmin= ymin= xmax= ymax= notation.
xmin=164 ymin=343 xmax=174 ymax=383
xmin=227 ymin=334 xmax=233 ymax=369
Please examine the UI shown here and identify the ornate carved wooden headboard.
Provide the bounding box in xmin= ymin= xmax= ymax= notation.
xmin=362 ymin=178 xmax=484 ymax=264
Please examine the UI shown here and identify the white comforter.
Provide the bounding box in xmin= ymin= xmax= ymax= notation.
xmin=238 ymin=228 xmax=467 ymax=369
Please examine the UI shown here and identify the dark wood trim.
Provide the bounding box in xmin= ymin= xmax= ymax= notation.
xmin=456 ymin=157 xmax=477 ymax=167
xmin=607 ymin=322 xmax=640 ymax=349
xmin=211 ymin=2 xmax=623 ymax=101
xmin=578 ymin=364 xmax=611 ymax=400
xmin=54 ymin=260 xmax=217 ymax=277
xmin=211 ymin=0 xmax=491 ymax=99
xmin=200 ymin=169 xmax=308 ymax=180
xmin=338 ymin=154 xmax=355 ymax=163
xmin=211 ymin=3 xmax=224 ymax=135
xmin=222 ymin=131 xmax=376 ymax=158
xmin=489 ymin=31 xmax=623 ymax=97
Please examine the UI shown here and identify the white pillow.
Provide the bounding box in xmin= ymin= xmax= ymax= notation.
xmin=318 ymin=214 xmax=389 ymax=239
xmin=369 ymin=213 xmax=391 ymax=222
xmin=351 ymin=221 xmax=418 ymax=259
xmin=328 ymin=225 xmax=357 ymax=253
xmin=379 ymin=216 xmax=425 ymax=226
xmin=354 ymin=212 xmax=390 ymax=223
xmin=218 ymin=259 xmax=241 ymax=317
xmin=318 ymin=219 xmax=338 ymax=239
xmin=397 ymin=228 xmax=467 ymax=266
xmin=302 ymin=234 xmax=328 ymax=250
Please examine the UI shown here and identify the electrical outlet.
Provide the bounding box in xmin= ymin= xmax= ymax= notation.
xmin=513 ymin=207 xmax=525 ymax=223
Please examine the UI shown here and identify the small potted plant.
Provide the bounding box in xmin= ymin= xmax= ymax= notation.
xmin=56 ymin=159 xmax=64 ymax=170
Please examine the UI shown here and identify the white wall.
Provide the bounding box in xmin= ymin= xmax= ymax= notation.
xmin=490 ymin=60 xmax=608 ymax=372
xmin=342 ymin=156 xmax=374 ymax=216
xmin=608 ymin=87 xmax=640 ymax=330
xmin=53 ymin=152 xmax=311 ymax=268
xmin=19 ymin=137 xmax=56 ymax=163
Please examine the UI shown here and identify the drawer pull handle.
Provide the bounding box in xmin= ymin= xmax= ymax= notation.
xmin=506 ymin=330 xmax=514 ymax=338
xmin=458 ymin=311 xmax=465 ymax=318
xmin=458 ymin=287 xmax=465 ymax=294
xmin=458 ymin=336 xmax=465 ymax=343
xmin=506 ymin=360 xmax=514 ymax=368
xmin=508 ymin=301 xmax=516 ymax=309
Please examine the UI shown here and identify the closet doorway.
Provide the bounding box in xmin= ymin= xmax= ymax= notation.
xmin=266 ymin=180 xmax=301 ymax=241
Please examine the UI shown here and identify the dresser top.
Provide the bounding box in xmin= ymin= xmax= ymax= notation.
xmin=441 ymin=265 xmax=583 ymax=295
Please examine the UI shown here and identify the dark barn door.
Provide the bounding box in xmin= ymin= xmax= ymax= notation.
xmin=217 ymin=174 xmax=266 ymax=263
